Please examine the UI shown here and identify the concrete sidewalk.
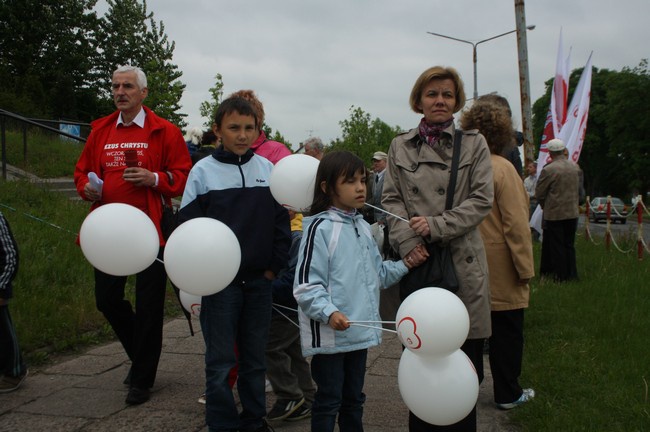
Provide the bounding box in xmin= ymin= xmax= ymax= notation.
xmin=0 ymin=318 xmax=519 ymax=432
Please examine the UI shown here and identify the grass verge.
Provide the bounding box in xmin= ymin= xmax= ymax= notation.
xmin=0 ymin=179 xmax=183 ymax=366
xmin=2 ymin=128 xmax=84 ymax=178
xmin=511 ymin=235 xmax=650 ymax=431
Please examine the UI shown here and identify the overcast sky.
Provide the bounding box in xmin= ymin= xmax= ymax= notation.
xmin=96 ymin=0 xmax=648 ymax=150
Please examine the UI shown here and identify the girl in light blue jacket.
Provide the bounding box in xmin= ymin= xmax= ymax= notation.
xmin=294 ymin=151 xmax=419 ymax=432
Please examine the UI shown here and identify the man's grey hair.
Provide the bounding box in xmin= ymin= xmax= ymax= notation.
xmin=114 ymin=65 xmax=148 ymax=89
xmin=304 ymin=136 xmax=324 ymax=152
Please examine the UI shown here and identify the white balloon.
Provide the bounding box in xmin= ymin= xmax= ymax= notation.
xmin=164 ymin=218 xmax=241 ymax=296
xmin=396 ymin=287 xmax=469 ymax=357
xmin=79 ymin=203 xmax=159 ymax=276
xmin=179 ymin=290 xmax=202 ymax=318
xmin=398 ymin=349 xmax=479 ymax=426
xmin=269 ymin=154 xmax=319 ymax=211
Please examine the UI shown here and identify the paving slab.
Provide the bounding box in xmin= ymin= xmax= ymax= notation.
xmin=0 ymin=317 xmax=520 ymax=432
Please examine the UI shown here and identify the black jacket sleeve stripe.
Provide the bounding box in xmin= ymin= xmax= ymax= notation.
xmin=310 ymin=318 xmax=321 ymax=348
xmin=297 ymin=218 xmax=324 ymax=285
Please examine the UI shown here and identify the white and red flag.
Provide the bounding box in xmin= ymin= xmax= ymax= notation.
xmin=559 ymin=52 xmax=593 ymax=163
xmin=537 ymin=30 xmax=571 ymax=173
xmin=531 ymin=33 xmax=593 ymax=235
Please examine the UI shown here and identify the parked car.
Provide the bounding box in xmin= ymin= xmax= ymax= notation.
xmin=589 ymin=197 xmax=628 ymax=224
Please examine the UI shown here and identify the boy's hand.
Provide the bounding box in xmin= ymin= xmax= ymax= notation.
xmin=328 ymin=311 xmax=350 ymax=331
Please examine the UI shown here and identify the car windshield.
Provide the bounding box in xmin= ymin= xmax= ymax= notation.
xmin=611 ymin=198 xmax=624 ymax=205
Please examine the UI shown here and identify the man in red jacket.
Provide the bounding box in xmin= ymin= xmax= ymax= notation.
xmin=74 ymin=65 xmax=191 ymax=405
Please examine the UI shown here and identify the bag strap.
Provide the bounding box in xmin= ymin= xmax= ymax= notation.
xmin=445 ymin=129 xmax=463 ymax=211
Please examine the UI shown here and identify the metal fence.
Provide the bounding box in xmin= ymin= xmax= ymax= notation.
xmin=0 ymin=108 xmax=89 ymax=179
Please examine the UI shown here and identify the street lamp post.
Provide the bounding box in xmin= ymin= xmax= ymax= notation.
xmin=426 ymin=26 xmax=535 ymax=100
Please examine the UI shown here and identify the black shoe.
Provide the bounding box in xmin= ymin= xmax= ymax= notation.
xmin=285 ymin=402 xmax=311 ymax=422
xmin=125 ymin=386 xmax=150 ymax=405
xmin=122 ymin=368 xmax=132 ymax=386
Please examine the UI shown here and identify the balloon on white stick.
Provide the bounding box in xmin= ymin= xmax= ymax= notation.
xmin=179 ymin=290 xmax=202 ymax=318
xmin=398 ymin=348 xmax=479 ymax=425
xmin=164 ymin=218 xmax=241 ymax=296
xmin=269 ymin=154 xmax=319 ymax=212
xmin=396 ymin=287 xmax=469 ymax=357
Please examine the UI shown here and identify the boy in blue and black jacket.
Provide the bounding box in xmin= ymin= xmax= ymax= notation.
xmin=178 ymin=97 xmax=290 ymax=432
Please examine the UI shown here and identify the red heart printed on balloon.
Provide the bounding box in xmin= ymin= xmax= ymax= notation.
xmin=397 ymin=317 xmax=422 ymax=349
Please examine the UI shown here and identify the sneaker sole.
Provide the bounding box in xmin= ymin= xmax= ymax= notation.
xmin=285 ymin=409 xmax=311 ymax=422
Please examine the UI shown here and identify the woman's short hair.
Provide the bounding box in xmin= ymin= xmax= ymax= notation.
xmin=228 ymin=89 xmax=265 ymax=128
xmin=409 ymin=66 xmax=466 ymax=114
xmin=477 ymin=93 xmax=512 ymax=117
xmin=460 ymin=99 xmax=515 ymax=156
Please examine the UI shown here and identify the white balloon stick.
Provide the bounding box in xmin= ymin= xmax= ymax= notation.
xmin=363 ymin=203 xmax=409 ymax=223
xmin=347 ymin=320 xmax=395 ymax=324
xmin=348 ymin=323 xmax=397 ymax=334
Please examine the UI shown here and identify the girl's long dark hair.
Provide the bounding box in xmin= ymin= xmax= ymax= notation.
xmin=308 ymin=151 xmax=365 ymax=216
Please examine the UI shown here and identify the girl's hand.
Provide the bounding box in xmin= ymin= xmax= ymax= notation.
xmin=403 ymin=244 xmax=429 ymax=269
xmin=328 ymin=311 xmax=350 ymax=331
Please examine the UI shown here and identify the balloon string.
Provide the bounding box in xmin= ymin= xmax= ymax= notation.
xmin=272 ymin=305 xmax=300 ymax=329
xmin=363 ymin=203 xmax=409 ymax=223
xmin=348 ymin=323 xmax=397 ymax=334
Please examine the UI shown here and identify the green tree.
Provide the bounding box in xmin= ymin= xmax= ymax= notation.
xmin=605 ymin=60 xmax=650 ymax=198
xmin=199 ymin=74 xmax=224 ymax=127
xmin=0 ymin=0 xmax=101 ymax=120
xmin=97 ymin=0 xmax=186 ymax=128
xmin=330 ymin=106 xmax=402 ymax=163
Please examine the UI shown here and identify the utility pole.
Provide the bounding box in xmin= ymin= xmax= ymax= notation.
xmin=515 ymin=0 xmax=535 ymax=164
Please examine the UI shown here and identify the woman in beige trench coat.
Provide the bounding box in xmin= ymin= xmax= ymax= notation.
xmin=382 ymin=66 xmax=494 ymax=432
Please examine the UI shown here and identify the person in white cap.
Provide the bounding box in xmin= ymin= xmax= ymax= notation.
xmin=535 ymin=138 xmax=581 ymax=282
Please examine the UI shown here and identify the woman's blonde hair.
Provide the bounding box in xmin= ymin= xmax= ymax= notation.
xmin=409 ymin=66 xmax=466 ymax=114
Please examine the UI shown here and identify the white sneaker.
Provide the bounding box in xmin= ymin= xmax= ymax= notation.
xmin=496 ymin=388 xmax=535 ymax=410
xmin=197 ymin=393 xmax=206 ymax=404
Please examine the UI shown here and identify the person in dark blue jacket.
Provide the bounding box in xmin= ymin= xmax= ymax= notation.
xmin=178 ymin=97 xmax=290 ymax=432
xmin=265 ymin=210 xmax=316 ymax=423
